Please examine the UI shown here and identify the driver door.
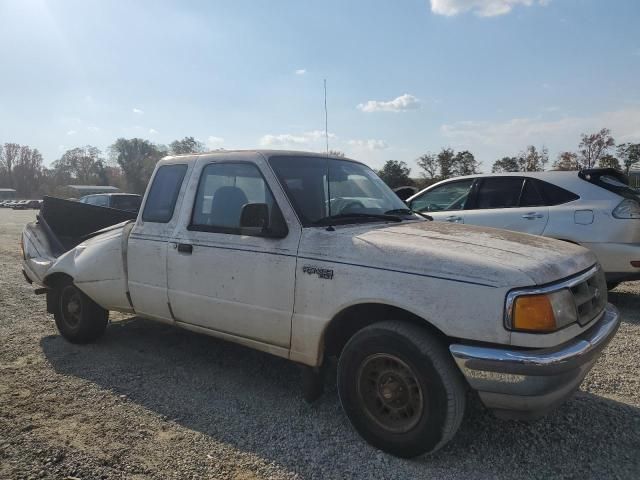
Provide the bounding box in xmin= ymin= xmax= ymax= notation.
xmin=408 ymin=179 xmax=475 ymax=223
xmin=166 ymin=159 xmax=300 ymax=348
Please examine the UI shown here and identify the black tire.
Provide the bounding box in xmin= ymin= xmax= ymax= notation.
xmin=337 ymin=321 xmax=466 ymax=458
xmin=53 ymin=283 xmax=108 ymax=344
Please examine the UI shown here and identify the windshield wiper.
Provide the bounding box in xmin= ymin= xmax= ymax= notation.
xmin=384 ymin=208 xmax=433 ymax=221
xmin=314 ymin=212 xmax=403 ymax=226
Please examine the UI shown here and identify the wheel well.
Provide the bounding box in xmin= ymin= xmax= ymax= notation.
xmin=43 ymin=272 xmax=73 ymax=289
xmin=322 ymin=303 xmax=446 ymax=362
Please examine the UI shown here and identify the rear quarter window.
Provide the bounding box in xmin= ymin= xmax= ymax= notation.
xmin=142 ymin=164 xmax=188 ymax=223
xmin=534 ymin=179 xmax=579 ymax=206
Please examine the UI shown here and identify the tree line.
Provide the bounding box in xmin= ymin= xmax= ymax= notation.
xmin=494 ymin=128 xmax=640 ymax=174
xmin=376 ymin=128 xmax=640 ymax=189
xmin=2 ymin=128 xmax=639 ymax=197
xmin=0 ymin=136 xmax=207 ymax=197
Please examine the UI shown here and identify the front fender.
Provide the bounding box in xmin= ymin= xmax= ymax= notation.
xmin=45 ymin=229 xmax=132 ymax=313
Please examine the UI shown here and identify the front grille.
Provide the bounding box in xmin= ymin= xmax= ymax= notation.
xmin=570 ymin=268 xmax=607 ymax=326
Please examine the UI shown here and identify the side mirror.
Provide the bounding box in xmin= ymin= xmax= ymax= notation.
xmin=240 ymin=203 xmax=270 ymax=230
xmin=240 ymin=203 xmax=289 ymax=238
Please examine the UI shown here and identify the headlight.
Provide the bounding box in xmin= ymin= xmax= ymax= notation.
xmin=508 ymin=289 xmax=577 ymax=333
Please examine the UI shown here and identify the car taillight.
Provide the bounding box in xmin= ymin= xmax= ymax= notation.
xmin=612 ymin=199 xmax=640 ymax=219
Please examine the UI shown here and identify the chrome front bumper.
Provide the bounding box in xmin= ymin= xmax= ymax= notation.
xmin=449 ymin=304 xmax=620 ymax=419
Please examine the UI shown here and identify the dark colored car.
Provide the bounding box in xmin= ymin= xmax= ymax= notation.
xmin=78 ymin=193 xmax=142 ymax=212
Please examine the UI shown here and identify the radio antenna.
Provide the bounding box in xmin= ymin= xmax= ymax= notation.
xmin=324 ymin=79 xmax=329 ymax=155
xmin=324 ymin=79 xmax=334 ymax=231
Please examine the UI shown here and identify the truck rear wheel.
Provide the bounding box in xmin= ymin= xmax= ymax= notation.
xmin=337 ymin=321 xmax=466 ymax=458
xmin=54 ymin=284 xmax=108 ymax=343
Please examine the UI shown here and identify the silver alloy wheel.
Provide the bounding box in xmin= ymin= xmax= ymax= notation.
xmin=356 ymin=353 xmax=425 ymax=433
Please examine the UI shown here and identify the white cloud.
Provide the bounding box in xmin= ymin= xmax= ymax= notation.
xmin=87 ymin=126 xmax=100 ymax=132
xmin=348 ymin=139 xmax=389 ymax=150
xmin=66 ymin=130 xmax=77 ymax=136
xmin=149 ymin=128 xmax=158 ymax=135
xmin=295 ymin=69 xmax=306 ymax=75
xmin=259 ymin=130 xmax=336 ymax=148
xmin=430 ymin=0 xmax=550 ymax=17
xmin=132 ymin=108 xmax=144 ymax=114
xmin=206 ymin=136 xmax=225 ymax=149
xmin=357 ymin=94 xmax=420 ymax=113
xmin=440 ymin=107 xmax=640 ymax=162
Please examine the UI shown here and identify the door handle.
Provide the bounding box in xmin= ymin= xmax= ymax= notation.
xmin=522 ymin=212 xmax=544 ymax=220
xmin=177 ymin=243 xmax=193 ymax=254
xmin=445 ymin=215 xmax=462 ymax=223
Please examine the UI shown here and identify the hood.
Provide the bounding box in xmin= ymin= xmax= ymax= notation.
xmin=300 ymin=221 xmax=596 ymax=288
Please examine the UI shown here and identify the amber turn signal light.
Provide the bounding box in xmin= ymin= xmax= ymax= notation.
xmin=513 ymin=294 xmax=556 ymax=332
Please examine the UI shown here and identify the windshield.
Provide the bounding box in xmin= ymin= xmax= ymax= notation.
xmin=268 ymin=156 xmax=410 ymax=226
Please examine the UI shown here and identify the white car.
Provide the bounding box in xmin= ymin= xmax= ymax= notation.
xmin=407 ymin=169 xmax=640 ymax=289
xmin=21 ymin=151 xmax=619 ymax=457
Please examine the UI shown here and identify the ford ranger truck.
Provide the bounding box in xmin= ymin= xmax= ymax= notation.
xmin=21 ymin=150 xmax=620 ymax=458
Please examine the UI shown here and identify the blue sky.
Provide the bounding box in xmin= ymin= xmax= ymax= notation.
xmin=1 ymin=0 xmax=639 ymax=173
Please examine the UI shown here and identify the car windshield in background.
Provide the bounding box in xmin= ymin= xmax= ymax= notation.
xmin=579 ymin=168 xmax=640 ymax=201
xmin=268 ymin=156 xmax=411 ymax=226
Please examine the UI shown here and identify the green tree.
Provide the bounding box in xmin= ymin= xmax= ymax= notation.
xmin=377 ymin=160 xmax=412 ymax=188
xmin=436 ymin=148 xmax=456 ymax=179
xmin=579 ymin=128 xmax=615 ymax=169
xmin=416 ymin=152 xmax=438 ymax=179
xmin=453 ymin=150 xmax=480 ymax=176
xmin=552 ymin=151 xmax=580 ymax=171
xmin=52 ymin=146 xmax=106 ymax=185
xmin=110 ymin=138 xmax=167 ymax=194
xmin=598 ymin=154 xmax=621 ymax=170
xmin=169 ymin=136 xmax=205 ymax=155
xmin=328 ymin=150 xmax=346 ymax=158
xmin=517 ymin=145 xmax=548 ymax=172
xmin=617 ymin=143 xmax=640 ymax=174
xmin=491 ymin=156 xmax=520 ymax=173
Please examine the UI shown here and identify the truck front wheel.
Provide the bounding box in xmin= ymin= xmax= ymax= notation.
xmin=337 ymin=321 xmax=466 ymax=458
xmin=54 ymin=284 xmax=108 ymax=344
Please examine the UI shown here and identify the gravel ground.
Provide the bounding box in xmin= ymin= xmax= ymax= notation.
xmin=1 ymin=208 xmax=639 ymax=479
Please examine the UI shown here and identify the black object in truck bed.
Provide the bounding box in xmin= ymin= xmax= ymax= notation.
xmin=39 ymin=196 xmax=137 ymax=254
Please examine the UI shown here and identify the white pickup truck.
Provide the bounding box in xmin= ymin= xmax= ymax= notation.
xmin=22 ymin=150 xmax=620 ymax=458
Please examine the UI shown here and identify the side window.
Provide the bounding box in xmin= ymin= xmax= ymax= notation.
xmin=85 ymin=195 xmax=108 ymax=207
xmin=410 ymin=179 xmax=474 ymax=212
xmin=95 ymin=195 xmax=109 ymax=207
xmin=411 ymin=178 xmax=474 ymax=212
xmin=142 ymin=164 xmax=188 ymax=223
xmin=190 ymin=162 xmax=282 ymax=234
xmin=535 ymin=180 xmax=580 ymax=206
xmin=519 ymin=179 xmax=546 ymax=207
xmin=473 ymin=177 xmax=524 ymax=209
